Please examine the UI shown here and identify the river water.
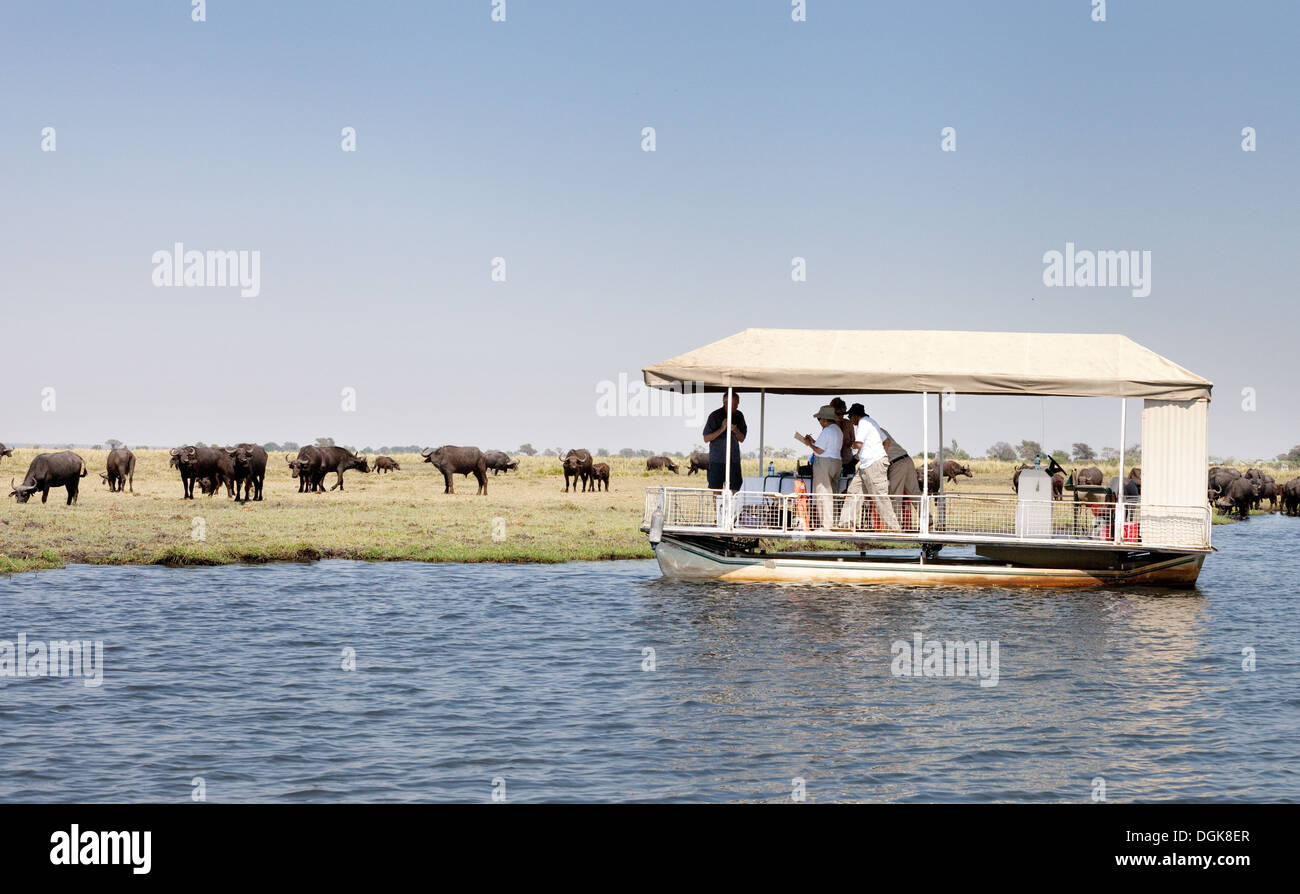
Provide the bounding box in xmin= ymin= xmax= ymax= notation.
xmin=1 ymin=515 xmax=1297 ymax=802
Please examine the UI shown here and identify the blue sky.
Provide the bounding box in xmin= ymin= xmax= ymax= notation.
xmin=1 ymin=1 xmax=1295 ymax=460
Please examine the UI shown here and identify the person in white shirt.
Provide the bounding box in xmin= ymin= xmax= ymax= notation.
xmin=838 ymin=403 xmax=901 ymax=531
xmin=797 ymin=405 xmax=843 ymax=529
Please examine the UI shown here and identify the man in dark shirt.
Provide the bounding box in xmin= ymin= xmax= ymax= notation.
xmin=702 ymin=393 xmax=747 ymax=492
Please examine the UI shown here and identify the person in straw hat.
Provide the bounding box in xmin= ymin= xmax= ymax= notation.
xmin=796 ymin=405 xmax=843 ymax=530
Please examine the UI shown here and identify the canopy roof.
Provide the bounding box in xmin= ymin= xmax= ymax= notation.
xmin=643 ymin=329 xmax=1212 ymax=401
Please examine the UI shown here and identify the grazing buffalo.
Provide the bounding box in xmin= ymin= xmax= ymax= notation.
xmin=422 ymin=445 xmax=488 ymax=495
xmin=286 ymin=447 xmax=326 ymax=493
xmin=226 ymin=443 xmax=268 ymax=501
xmin=561 ymin=448 xmax=594 ymax=493
xmin=589 ymin=462 xmax=610 ymax=491
xmin=483 ymin=450 xmax=518 ymax=475
xmin=170 ymin=446 xmax=228 ymax=499
xmin=316 ymin=446 xmax=370 ymax=491
xmin=373 ymin=456 xmax=400 ymax=473
xmin=686 ymin=452 xmax=709 ymax=475
xmin=100 ymin=447 xmax=136 ymax=493
xmin=0 ymin=444 xmax=12 ymax=462
xmin=942 ymin=460 xmax=972 ymax=483
xmin=646 ymin=456 xmax=680 ymax=474
xmin=1282 ymin=478 xmax=1300 ymax=517
xmin=1215 ymin=477 xmax=1258 ymax=520
xmin=9 ymin=451 xmax=87 ymax=505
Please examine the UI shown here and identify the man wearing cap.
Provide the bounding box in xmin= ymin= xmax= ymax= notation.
xmin=838 ymin=403 xmax=901 ymax=532
xmin=796 ymin=405 xmax=843 ymax=530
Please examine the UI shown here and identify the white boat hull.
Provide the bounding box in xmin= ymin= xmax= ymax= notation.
xmin=654 ymin=536 xmax=1206 ymax=588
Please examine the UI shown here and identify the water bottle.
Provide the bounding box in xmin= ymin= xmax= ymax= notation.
xmin=767 ymin=462 xmax=774 ymax=476
xmin=1034 ymin=454 xmax=1041 ymax=468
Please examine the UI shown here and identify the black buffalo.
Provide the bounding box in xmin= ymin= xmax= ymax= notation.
xmin=286 ymin=447 xmax=325 ymax=493
xmin=0 ymin=444 xmax=12 ymax=462
xmin=100 ymin=447 xmax=136 ymax=493
xmin=1282 ymin=478 xmax=1300 ymax=517
xmin=687 ymin=452 xmax=709 ymax=475
xmin=226 ymin=443 xmax=268 ymax=501
xmin=9 ymin=451 xmax=87 ymax=505
xmin=422 ymin=445 xmax=488 ymax=495
xmin=1215 ymin=477 xmax=1258 ymax=520
xmin=170 ymin=446 xmax=228 ymax=499
xmin=316 ymin=446 xmax=370 ymax=491
xmin=589 ymin=462 xmax=610 ymax=491
xmin=561 ymin=448 xmax=594 ymax=493
xmin=646 ymin=456 xmax=680 ymax=474
xmin=374 ymin=456 xmax=400 ymax=473
xmin=483 ymin=450 xmax=518 ymax=475
xmin=1075 ymin=466 xmax=1104 ymax=487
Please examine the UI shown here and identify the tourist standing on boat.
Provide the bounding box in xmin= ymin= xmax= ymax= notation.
xmin=880 ymin=424 xmax=920 ymax=530
xmin=797 ymin=405 xmax=843 ymax=530
xmin=830 ymin=397 xmax=859 ymax=477
xmin=702 ymin=392 xmax=747 ymax=492
xmin=838 ymin=403 xmax=901 ymax=532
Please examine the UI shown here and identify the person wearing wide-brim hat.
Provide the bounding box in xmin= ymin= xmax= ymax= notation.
xmin=839 ymin=403 xmax=902 ymax=532
xmin=797 ymin=405 xmax=843 ymax=530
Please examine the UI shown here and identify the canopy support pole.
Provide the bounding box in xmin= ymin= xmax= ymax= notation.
xmin=723 ymin=387 xmax=734 ymax=531
xmin=937 ymin=395 xmax=946 ymax=530
xmin=1116 ymin=398 xmax=1126 ymax=545
xmin=759 ymin=389 xmax=766 ymax=478
xmin=921 ymin=392 xmax=930 ymax=538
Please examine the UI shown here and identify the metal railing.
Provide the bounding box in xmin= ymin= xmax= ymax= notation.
xmin=642 ymin=487 xmax=1212 ymax=550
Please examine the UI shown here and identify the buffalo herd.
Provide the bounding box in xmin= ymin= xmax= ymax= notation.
xmin=5 ymin=441 xmax=1300 ymax=523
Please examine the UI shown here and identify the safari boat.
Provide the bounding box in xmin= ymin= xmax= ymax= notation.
xmin=639 ymin=330 xmax=1213 ymax=588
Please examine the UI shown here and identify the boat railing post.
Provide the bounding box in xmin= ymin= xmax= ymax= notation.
xmin=1116 ymin=397 xmax=1126 ymax=545
xmin=723 ymin=386 xmax=734 ymax=532
xmin=921 ymin=391 xmax=930 ymax=536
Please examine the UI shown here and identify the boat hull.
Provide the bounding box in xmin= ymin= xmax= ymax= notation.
xmin=654 ymin=536 xmax=1206 ymax=588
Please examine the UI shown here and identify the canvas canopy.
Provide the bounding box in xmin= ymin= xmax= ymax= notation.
xmin=642 ymin=329 xmax=1212 ymax=401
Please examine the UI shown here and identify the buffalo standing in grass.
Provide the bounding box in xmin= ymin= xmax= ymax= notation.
xmin=226 ymin=443 xmax=268 ymax=501
xmin=171 ymin=446 xmax=229 ymax=499
xmin=100 ymin=447 xmax=136 ymax=493
xmin=561 ymin=448 xmax=594 ymax=493
xmin=918 ymin=461 xmax=973 ymax=493
xmin=483 ymin=450 xmax=518 ymax=475
xmin=374 ymin=456 xmax=400 ymax=474
xmin=0 ymin=444 xmax=12 ymax=463
xmin=9 ymin=451 xmax=87 ymax=505
xmin=315 ymin=446 xmax=370 ymax=491
xmin=646 ymin=456 xmax=680 ymax=474
xmin=286 ymin=447 xmax=325 ymax=493
xmin=422 ymin=445 xmax=488 ymax=495
xmin=589 ymin=462 xmax=610 ymax=491
xmin=687 ymin=452 xmax=709 ymax=475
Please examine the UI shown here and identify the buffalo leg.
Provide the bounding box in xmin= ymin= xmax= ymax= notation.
xmin=476 ymin=468 xmax=487 ymax=495
xmin=443 ymin=471 xmax=454 ymax=494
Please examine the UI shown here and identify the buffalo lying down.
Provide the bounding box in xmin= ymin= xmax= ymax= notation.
xmin=9 ymin=451 xmax=87 ymax=505
xmin=422 ymin=445 xmax=488 ymax=495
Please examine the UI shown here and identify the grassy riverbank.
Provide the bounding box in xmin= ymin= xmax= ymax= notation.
xmin=1 ymin=450 xmax=1291 ymax=571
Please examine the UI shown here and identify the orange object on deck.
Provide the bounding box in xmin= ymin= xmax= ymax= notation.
xmin=793 ymin=480 xmax=811 ymax=530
